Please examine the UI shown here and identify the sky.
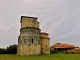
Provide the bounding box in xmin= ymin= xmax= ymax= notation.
xmin=0 ymin=0 xmax=80 ymax=48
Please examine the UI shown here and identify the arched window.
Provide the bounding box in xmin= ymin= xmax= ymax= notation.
xmin=32 ymin=38 xmax=33 ymax=43
xmin=38 ymin=40 xmax=39 ymax=44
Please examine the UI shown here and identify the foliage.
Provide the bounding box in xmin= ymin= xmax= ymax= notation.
xmin=0 ymin=44 xmax=17 ymax=54
xmin=0 ymin=48 xmax=7 ymax=54
xmin=65 ymin=51 xmax=70 ymax=54
xmin=67 ymin=49 xmax=80 ymax=54
xmin=71 ymin=52 xmax=74 ymax=54
xmin=7 ymin=44 xmax=17 ymax=54
xmin=50 ymin=48 xmax=55 ymax=54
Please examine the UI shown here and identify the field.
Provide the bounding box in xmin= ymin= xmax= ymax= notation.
xmin=0 ymin=54 xmax=80 ymax=60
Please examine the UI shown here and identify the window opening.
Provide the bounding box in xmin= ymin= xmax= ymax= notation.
xmin=46 ymin=45 xmax=47 ymax=48
xmin=32 ymin=38 xmax=33 ymax=43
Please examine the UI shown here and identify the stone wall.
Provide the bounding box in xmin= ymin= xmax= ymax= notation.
xmin=40 ymin=32 xmax=50 ymax=54
xmin=17 ymin=16 xmax=50 ymax=56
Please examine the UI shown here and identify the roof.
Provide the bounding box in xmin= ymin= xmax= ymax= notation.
xmin=40 ymin=32 xmax=49 ymax=35
xmin=20 ymin=16 xmax=38 ymax=23
xmin=51 ymin=43 xmax=78 ymax=49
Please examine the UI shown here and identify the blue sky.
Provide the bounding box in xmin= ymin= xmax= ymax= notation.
xmin=0 ymin=0 xmax=80 ymax=48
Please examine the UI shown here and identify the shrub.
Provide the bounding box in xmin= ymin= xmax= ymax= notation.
xmin=65 ymin=51 xmax=70 ymax=54
xmin=0 ymin=48 xmax=7 ymax=54
xmin=67 ymin=48 xmax=80 ymax=54
xmin=50 ymin=49 xmax=55 ymax=54
xmin=71 ymin=52 xmax=75 ymax=54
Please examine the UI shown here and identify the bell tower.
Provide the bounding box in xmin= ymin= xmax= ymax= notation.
xmin=17 ymin=16 xmax=41 ymax=55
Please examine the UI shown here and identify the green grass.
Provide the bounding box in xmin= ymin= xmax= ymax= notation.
xmin=0 ymin=54 xmax=80 ymax=60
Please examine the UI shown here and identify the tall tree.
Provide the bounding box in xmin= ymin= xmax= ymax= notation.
xmin=7 ymin=44 xmax=17 ymax=54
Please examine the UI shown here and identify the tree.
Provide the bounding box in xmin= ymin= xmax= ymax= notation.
xmin=0 ymin=48 xmax=7 ymax=54
xmin=7 ymin=44 xmax=17 ymax=54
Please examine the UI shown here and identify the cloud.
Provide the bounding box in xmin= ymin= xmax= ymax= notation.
xmin=0 ymin=0 xmax=80 ymax=48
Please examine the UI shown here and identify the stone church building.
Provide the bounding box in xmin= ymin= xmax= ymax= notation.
xmin=17 ymin=16 xmax=50 ymax=55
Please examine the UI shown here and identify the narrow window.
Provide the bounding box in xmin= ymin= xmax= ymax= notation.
xmin=46 ymin=45 xmax=47 ymax=48
xmin=38 ymin=40 xmax=39 ymax=44
xmin=32 ymin=38 xmax=33 ymax=43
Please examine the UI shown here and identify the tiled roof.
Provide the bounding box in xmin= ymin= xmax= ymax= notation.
xmin=51 ymin=43 xmax=78 ymax=48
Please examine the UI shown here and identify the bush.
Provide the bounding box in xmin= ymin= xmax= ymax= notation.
xmin=50 ymin=49 xmax=55 ymax=54
xmin=65 ymin=51 xmax=70 ymax=54
xmin=0 ymin=44 xmax=17 ymax=54
xmin=0 ymin=48 xmax=7 ymax=54
xmin=71 ymin=52 xmax=75 ymax=54
xmin=67 ymin=49 xmax=80 ymax=54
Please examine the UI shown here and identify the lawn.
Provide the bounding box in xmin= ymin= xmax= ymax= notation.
xmin=0 ymin=54 xmax=80 ymax=60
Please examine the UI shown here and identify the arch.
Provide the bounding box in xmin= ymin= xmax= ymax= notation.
xmin=32 ymin=38 xmax=33 ymax=43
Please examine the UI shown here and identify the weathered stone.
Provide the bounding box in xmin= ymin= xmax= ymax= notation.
xmin=17 ymin=16 xmax=50 ymax=56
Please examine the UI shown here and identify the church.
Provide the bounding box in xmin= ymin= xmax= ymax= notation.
xmin=17 ymin=16 xmax=50 ymax=55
